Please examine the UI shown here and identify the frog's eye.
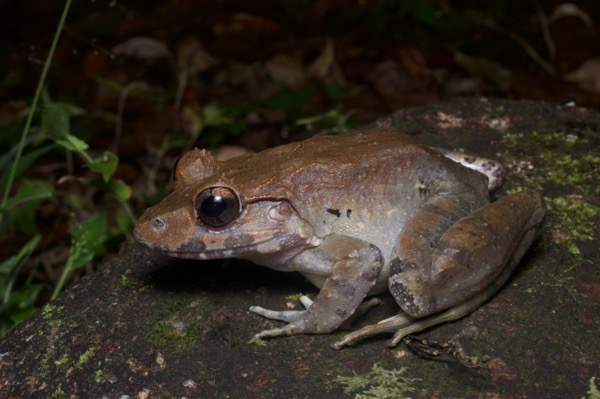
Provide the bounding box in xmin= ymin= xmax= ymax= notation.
xmin=195 ymin=186 xmax=241 ymax=228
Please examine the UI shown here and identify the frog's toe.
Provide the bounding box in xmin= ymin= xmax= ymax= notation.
xmin=249 ymin=306 xmax=307 ymax=323
xmin=330 ymin=313 xmax=414 ymax=350
xmin=249 ymin=295 xmax=313 ymax=323
xmin=298 ymin=295 xmax=313 ymax=309
xmin=253 ymin=324 xmax=302 ymax=339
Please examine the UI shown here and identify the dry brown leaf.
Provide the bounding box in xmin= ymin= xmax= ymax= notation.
xmin=565 ymin=58 xmax=600 ymax=93
xmin=550 ymin=3 xmax=594 ymax=26
xmin=308 ymin=39 xmax=346 ymax=86
xmin=454 ymin=51 xmax=512 ymax=91
xmin=265 ymin=54 xmax=307 ymax=88
xmin=112 ymin=37 xmax=171 ymax=61
xmin=176 ymin=36 xmax=219 ymax=77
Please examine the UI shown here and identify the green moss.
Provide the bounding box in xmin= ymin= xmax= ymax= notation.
xmin=42 ymin=304 xmax=64 ymax=320
xmin=95 ymin=369 xmax=105 ymax=384
xmin=144 ymin=298 xmax=214 ymax=352
xmin=285 ymin=293 xmax=308 ymax=302
xmin=53 ymin=353 xmax=68 ymax=366
xmin=498 ymin=131 xmax=599 ymax=258
xmin=335 ymin=363 xmax=420 ymax=399
xmin=75 ymin=347 xmax=96 ymax=369
xmin=500 ymin=131 xmax=598 ymax=193
xmin=544 ymin=197 xmax=599 ymax=256
xmin=120 ymin=274 xmax=141 ymax=288
xmin=52 ymin=385 xmax=65 ymax=397
xmin=248 ymin=336 xmax=267 ymax=347
xmin=584 ymin=377 xmax=600 ymax=399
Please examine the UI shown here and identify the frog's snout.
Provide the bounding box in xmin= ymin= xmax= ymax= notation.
xmin=134 ymin=209 xmax=167 ymax=247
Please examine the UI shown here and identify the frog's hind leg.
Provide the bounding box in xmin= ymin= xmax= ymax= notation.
xmin=330 ymin=260 xmax=514 ymax=350
xmin=390 ymin=190 xmax=544 ymax=320
xmin=386 ymin=234 xmax=535 ymax=347
xmin=331 ymin=190 xmax=544 ymax=350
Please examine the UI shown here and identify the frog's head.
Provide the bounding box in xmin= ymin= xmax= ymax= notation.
xmin=134 ymin=178 xmax=314 ymax=264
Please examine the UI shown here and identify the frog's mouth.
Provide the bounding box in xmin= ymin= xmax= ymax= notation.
xmin=134 ymin=228 xmax=310 ymax=262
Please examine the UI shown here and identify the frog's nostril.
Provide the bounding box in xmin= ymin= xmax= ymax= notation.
xmin=153 ymin=218 xmax=165 ymax=228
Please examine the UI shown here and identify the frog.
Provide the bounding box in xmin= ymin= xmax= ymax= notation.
xmin=134 ymin=126 xmax=545 ymax=349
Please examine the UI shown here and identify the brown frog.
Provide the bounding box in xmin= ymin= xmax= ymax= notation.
xmin=134 ymin=126 xmax=545 ymax=349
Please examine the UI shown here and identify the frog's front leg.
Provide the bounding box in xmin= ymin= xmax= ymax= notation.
xmin=250 ymin=234 xmax=383 ymax=339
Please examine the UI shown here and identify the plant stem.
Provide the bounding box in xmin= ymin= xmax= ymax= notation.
xmin=52 ymin=257 xmax=73 ymax=300
xmin=0 ymin=0 xmax=73 ymax=222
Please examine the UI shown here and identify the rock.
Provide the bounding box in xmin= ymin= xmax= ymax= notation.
xmin=1 ymin=97 xmax=598 ymax=398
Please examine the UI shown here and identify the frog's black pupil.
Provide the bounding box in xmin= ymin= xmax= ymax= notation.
xmin=195 ymin=187 xmax=241 ymax=228
xmin=201 ymin=195 xmax=225 ymax=217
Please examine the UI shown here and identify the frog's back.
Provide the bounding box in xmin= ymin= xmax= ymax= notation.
xmin=226 ymin=128 xmax=430 ymax=197
xmin=233 ymin=127 xmax=485 ymax=201
xmin=229 ymin=128 xmax=483 ymax=243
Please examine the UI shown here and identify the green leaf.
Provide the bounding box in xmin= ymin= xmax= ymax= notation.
xmin=5 ymin=283 xmax=44 ymax=309
xmin=89 ymin=151 xmax=119 ymax=182
xmin=411 ymin=1 xmax=437 ymax=26
xmin=42 ymin=103 xmax=89 ymax=152
xmin=54 ymin=133 xmax=89 ymax=152
xmin=10 ymin=306 xmax=39 ymax=325
xmin=202 ymin=104 xmax=231 ymax=126
xmin=67 ymin=213 xmax=107 ymax=270
xmin=42 ymin=103 xmax=70 ymax=139
xmin=263 ymin=85 xmax=316 ymax=109
xmin=94 ymin=76 xmax=123 ymax=92
xmin=0 ymin=235 xmax=40 ymax=274
xmin=1 ymin=180 xmax=53 ymax=211
xmin=115 ymin=203 xmax=133 ymax=232
xmin=0 ymin=143 xmax=55 ymax=189
xmin=41 ymin=103 xmax=85 ymax=141
xmin=106 ymin=179 xmax=132 ymax=202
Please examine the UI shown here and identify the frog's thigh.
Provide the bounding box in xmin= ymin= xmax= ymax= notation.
xmin=390 ymin=190 xmax=544 ymax=317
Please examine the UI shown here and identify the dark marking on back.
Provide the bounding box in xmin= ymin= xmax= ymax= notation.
xmin=390 ymin=257 xmax=407 ymax=273
xmin=326 ymin=208 xmax=341 ymax=218
xmin=464 ymin=156 xmax=476 ymax=164
xmin=417 ymin=176 xmax=430 ymax=198
xmin=389 ymin=279 xmax=420 ymax=315
xmin=481 ymin=161 xmax=496 ymax=171
xmin=389 ymin=257 xmax=423 ymax=314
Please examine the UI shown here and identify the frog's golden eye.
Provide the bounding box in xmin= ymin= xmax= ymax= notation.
xmin=195 ymin=186 xmax=241 ymax=228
